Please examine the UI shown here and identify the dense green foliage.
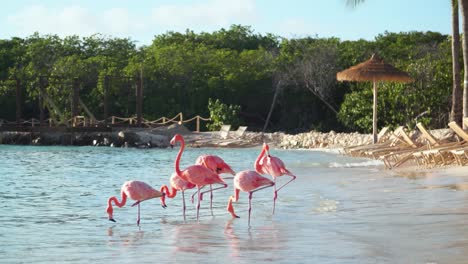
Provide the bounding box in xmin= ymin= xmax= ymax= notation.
xmin=207 ymin=98 xmax=242 ymax=131
xmin=0 ymin=25 xmax=456 ymax=132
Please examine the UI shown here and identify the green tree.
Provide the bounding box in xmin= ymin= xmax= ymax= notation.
xmin=207 ymin=98 xmax=241 ymax=131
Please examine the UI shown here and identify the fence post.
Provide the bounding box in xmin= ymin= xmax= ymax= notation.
xmin=196 ymin=116 xmax=200 ymax=132
xmin=179 ymin=112 xmax=183 ymax=125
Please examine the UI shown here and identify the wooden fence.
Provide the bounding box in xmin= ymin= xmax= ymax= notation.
xmin=0 ymin=113 xmax=211 ymax=132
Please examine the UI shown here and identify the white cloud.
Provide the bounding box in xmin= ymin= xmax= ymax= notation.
xmin=150 ymin=0 xmax=256 ymax=32
xmin=102 ymin=8 xmax=146 ymax=36
xmin=5 ymin=0 xmax=258 ymax=43
xmin=7 ymin=5 xmax=98 ymax=37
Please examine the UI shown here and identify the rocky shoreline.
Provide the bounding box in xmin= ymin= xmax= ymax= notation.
xmin=0 ymin=124 xmax=456 ymax=150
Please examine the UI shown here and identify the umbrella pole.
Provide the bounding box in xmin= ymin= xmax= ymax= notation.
xmin=372 ymin=80 xmax=378 ymax=144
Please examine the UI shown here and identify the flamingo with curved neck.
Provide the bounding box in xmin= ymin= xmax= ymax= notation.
xmin=195 ymin=154 xmax=235 ymax=215
xmin=106 ymin=180 xmax=165 ymax=226
xmin=227 ymin=170 xmax=275 ymax=226
xmin=160 ymin=172 xmax=196 ymax=221
xmin=254 ymin=143 xmax=296 ymax=214
xmin=170 ymin=134 xmax=228 ymax=221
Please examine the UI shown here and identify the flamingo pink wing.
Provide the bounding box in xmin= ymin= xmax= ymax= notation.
xmin=181 ymin=165 xmax=226 ymax=186
xmin=124 ymin=181 xmax=162 ymax=201
xmin=170 ymin=172 xmax=196 ymax=191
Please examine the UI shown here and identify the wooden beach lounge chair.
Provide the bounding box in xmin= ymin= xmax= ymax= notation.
xmin=412 ymin=121 xmax=468 ymax=168
xmin=444 ymin=118 xmax=468 ymax=166
xmin=343 ymin=126 xmax=390 ymax=155
xmin=346 ymin=126 xmax=403 ymax=157
xmin=369 ymin=125 xmax=432 ymax=168
xmin=380 ymin=123 xmax=452 ymax=169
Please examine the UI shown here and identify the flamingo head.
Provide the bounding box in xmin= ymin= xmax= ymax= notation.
xmin=227 ymin=196 xmax=240 ymax=219
xmin=160 ymin=192 xmax=167 ymax=208
xmin=217 ymin=163 xmax=236 ymax=175
xmin=106 ymin=205 xmax=115 ymax=222
xmin=170 ymin=134 xmax=184 ymax=146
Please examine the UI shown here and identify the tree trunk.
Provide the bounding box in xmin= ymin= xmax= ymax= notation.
xmin=372 ymin=80 xmax=378 ymax=144
xmin=451 ymin=0 xmax=463 ymax=126
xmin=460 ymin=0 xmax=468 ymax=128
xmin=263 ymin=80 xmax=281 ymax=135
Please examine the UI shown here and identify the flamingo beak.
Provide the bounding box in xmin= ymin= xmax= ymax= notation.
xmin=109 ymin=218 xmax=116 ymax=222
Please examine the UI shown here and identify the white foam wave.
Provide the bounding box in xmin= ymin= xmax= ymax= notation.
xmin=328 ymin=159 xmax=383 ymax=168
xmin=315 ymin=199 xmax=339 ymax=213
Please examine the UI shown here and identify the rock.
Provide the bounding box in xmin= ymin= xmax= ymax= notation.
xmin=136 ymin=132 xmax=169 ymax=148
xmin=118 ymin=131 xmax=140 ymax=146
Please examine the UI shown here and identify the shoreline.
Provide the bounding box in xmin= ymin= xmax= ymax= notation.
xmin=2 ymin=124 xmax=467 ymax=171
xmin=0 ymin=123 xmax=457 ymax=150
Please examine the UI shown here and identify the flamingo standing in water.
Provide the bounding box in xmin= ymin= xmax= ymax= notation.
xmin=255 ymin=143 xmax=296 ymax=214
xmin=171 ymin=134 xmax=228 ymax=221
xmin=106 ymin=180 xmax=166 ymax=226
xmin=195 ymin=154 xmax=235 ymax=215
xmin=159 ymin=172 xmax=196 ymax=221
xmin=227 ymin=170 xmax=274 ymax=225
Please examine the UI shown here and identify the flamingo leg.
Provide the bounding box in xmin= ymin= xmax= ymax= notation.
xmin=248 ymin=192 xmax=253 ymax=226
xmin=196 ymin=186 xmax=202 ymax=221
xmin=137 ymin=202 xmax=141 ymax=226
xmin=272 ymin=178 xmax=277 ymax=215
xmin=210 ymin=184 xmax=214 ymax=216
xmin=182 ymin=191 xmax=186 ymax=222
xmin=199 ymin=183 xmax=228 ymax=200
xmin=272 ymin=175 xmax=296 ymax=214
xmin=249 ymin=183 xmax=274 ymax=225
xmin=276 ymin=175 xmax=297 ymax=193
xmin=191 ymin=186 xmax=205 ymax=204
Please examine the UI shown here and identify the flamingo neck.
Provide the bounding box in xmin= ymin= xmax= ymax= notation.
xmin=233 ymin=188 xmax=240 ymax=202
xmin=160 ymin=185 xmax=177 ymax=198
xmin=174 ymin=138 xmax=185 ymax=177
xmin=227 ymin=190 xmax=240 ymax=218
xmin=106 ymin=192 xmax=127 ymax=218
xmin=254 ymin=146 xmax=267 ymax=173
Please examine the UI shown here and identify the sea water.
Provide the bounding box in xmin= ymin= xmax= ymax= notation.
xmin=1 ymin=145 xmax=468 ymax=264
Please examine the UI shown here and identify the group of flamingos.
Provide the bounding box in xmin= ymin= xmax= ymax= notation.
xmin=106 ymin=133 xmax=296 ymax=226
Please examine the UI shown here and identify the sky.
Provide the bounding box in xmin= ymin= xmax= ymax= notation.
xmin=0 ymin=0 xmax=451 ymax=46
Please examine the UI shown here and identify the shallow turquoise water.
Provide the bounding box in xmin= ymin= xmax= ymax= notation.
xmin=2 ymin=145 xmax=468 ymax=263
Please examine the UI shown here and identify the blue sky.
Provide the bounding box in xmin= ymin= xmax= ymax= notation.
xmin=1 ymin=0 xmax=450 ymax=46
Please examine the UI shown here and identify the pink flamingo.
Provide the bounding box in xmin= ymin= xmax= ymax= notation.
xmin=106 ymin=180 xmax=166 ymax=226
xmin=227 ymin=170 xmax=274 ymax=225
xmin=254 ymin=143 xmax=296 ymax=214
xmin=171 ymin=134 xmax=228 ymax=221
xmin=159 ymin=172 xmax=196 ymax=221
xmin=195 ymin=154 xmax=235 ymax=215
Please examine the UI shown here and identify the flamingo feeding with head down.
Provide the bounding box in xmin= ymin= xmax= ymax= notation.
xmin=106 ymin=180 xmax=166 ymax=226
xmin=255 ymin=143 xmax=296 ymax=214
xmin=171 ymin=134 xmax=228 ymax=221
xmin=227 ymin=170 xmax=275 ymax=225
xmin=159 ymin=172 xmax=196 ymax=221
xmin=195 ymin=154 xmax=235 ymax=215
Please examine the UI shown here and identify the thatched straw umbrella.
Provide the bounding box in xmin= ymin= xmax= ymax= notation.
xmin=337 ymin=53 xmax=413 ymax=143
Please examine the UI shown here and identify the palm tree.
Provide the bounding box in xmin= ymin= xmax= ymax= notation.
xmin=451 ymin=0 xmax=463 ymax=126
xmin=460 ymin=0 xmax=468 ymax=128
